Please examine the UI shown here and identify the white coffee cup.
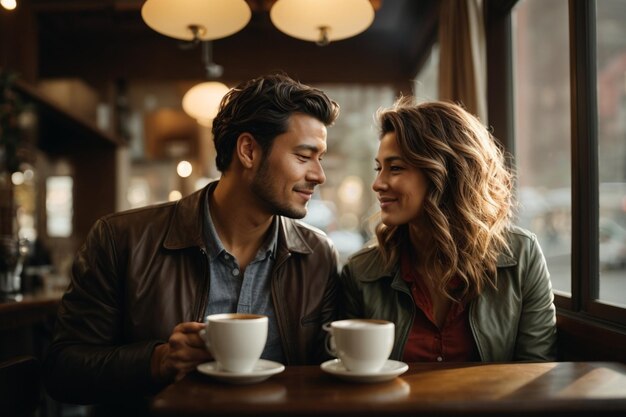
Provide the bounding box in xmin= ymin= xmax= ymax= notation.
xmin=200 ymin=313 xmax=268 ymax=373
xmin=323 ymin=319 xmax=394 ymax=373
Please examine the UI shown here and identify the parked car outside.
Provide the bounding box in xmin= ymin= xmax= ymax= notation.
xmin=599 ymin=217 xmax=626 ymax=270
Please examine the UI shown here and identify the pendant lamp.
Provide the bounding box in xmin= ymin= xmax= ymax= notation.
xmin=182 ymin=81 xmax=230 ymax=127
xmin=141 ymin=0 xmax=251 ymax=41
xmin=270 ymin=0 xmax=375 ymax=46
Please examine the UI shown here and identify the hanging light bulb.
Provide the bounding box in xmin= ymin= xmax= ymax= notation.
xmin=1 ymin=0 xmax=17 ymax=11
xmin=182 ymin=81 xmax=230 ymax=127
xmin=270 ymin=0 xmax=375 ymax=46
xmin=141 ymin=0 xmax=251 ymax=41
xmin=182 ymin=41 xmax=229 ymax=126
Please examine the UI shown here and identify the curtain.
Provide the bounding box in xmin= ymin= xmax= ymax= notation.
xmin=438 ymin=0 xmax=487 ymax=122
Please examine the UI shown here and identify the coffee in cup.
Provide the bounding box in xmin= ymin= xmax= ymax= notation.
xmin=324 ymin=319 xmax=394 ymax=373
xmin=201 ymin=313 xmax=268 ymax=373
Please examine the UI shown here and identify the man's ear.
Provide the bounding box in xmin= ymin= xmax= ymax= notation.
xmin=235 ymin=133 xmax=258 ymax=169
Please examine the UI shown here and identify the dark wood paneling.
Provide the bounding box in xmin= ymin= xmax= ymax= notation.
xmin=569 ymin=0 xmax=600 ymax=313
xmin=557 ymin=313 xmax=626 ymax=362
xmin=32 ymin=1 xmax=438 ymax=86
xmin=485 ymin=0 xmax=515 ymax=152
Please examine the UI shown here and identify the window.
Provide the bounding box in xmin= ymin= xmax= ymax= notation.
xmin=46 ymin=176 xmax=73 ymax=238
xmin=498 ymin=0 xmax=626 ymax=326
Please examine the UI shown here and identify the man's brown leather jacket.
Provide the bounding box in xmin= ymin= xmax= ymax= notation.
xmin=43 ymin=183 xmax=339 ymax=404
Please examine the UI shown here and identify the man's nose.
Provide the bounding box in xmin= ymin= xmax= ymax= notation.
xmin=307 ymin=160 xmax=326 ymax=185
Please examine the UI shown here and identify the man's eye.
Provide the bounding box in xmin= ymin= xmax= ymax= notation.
xmin=296 ymin=154 xmax=310 ymax=161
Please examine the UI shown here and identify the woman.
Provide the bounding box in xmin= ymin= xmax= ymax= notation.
xmin=340 ymin=99 xmax=557 ymax=362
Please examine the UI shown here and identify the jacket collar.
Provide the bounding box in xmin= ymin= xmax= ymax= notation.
xmin=163 ymin=180 xmax=314 ymax=255
xmin=277 ymin=217 xmax=314 ymax=255
xmin=163 ymin=183 xmax=210 ymax=250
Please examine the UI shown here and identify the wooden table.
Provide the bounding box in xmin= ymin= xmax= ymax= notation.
xmin=151 ymin=362 xmax=626 ymax=417
xmin=0 ymin=288 xmax=63 ymax=361
xmin=0 ymin=288 xmax=64 ymax=331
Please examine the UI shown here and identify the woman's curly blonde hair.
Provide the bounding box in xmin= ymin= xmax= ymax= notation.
xmin=375 ymin=99 xmax=514 ymax=300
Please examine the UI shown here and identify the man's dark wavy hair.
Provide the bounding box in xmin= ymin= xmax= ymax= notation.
xmin=211 ymin=73 xmax=340 ymax=172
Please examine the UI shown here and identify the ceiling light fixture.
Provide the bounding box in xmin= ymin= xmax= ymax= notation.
xmin=1 ymin=0 xmax=17 ymax=11
xmin=270 ymin=0 xmax=375 ymax=46
xmin=182 ymin=41 xmax=230 ymax=126
xmin=141 ymin=0 xmax=251 ymax=42
xmin=182 ymin=81 xmax=229 ymax=127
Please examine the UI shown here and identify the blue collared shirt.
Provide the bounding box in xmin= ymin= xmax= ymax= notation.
xmin=203 ymin=192 xmax=285 ymax=363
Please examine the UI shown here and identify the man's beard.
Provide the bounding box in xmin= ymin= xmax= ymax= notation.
xmin=251 ymin=158 xmax=313 ymax=219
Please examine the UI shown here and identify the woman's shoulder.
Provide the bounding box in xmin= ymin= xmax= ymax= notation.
xmin=505 ymin=225 xmax=540 ymax=251
xmin=496 ymin=225 xmax=543 ymax=267
xmin=343 ymin=245 xmax=396 ymax=282
xmin=507 ymin=224 xmax=537 ymax=240
xmin=347 ymin=244 xmax=380 ymax=264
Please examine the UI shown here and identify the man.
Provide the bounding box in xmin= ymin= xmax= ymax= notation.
xmin=43 ymin=74 xmax=340 ymax=406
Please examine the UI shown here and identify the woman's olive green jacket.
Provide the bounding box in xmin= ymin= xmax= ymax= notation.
xmin=339 ymin=226 xmax=557 ymax=361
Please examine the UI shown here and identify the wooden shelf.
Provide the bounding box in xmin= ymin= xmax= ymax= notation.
xmin=14 ymin=79 xmax=124 ymax=154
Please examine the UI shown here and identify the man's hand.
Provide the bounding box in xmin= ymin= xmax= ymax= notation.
xmin=151 ymin=322 xmax=213 ymax=383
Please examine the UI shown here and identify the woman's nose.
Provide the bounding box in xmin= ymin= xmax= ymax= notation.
xmin=372 ymin=173 xmax=387 ymax=192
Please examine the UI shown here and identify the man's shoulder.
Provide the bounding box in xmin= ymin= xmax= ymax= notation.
xmin=98 ymin=201 xmax=177 ymax=232
xmin=284 ymin=218 xmax=328 ymax=239
xmin=101 ymin=185 xmax=208 ymax=228
xmin=280 ymin=218 xmax=337 ymax=256
xmin=75 ymin=202 xmax=179 ymax=266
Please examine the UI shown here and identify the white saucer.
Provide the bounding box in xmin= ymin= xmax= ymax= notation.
xmin=197 ymin=359 xmax=285 ymax=384
xmin=320 ymin=359 xmax=409 ymax=383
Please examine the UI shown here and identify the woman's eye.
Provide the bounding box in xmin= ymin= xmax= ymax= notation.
xmin=390 ymin=165 xmax=403 ymax=171
xmin=374 ymin=166 xmax=381 ymax=172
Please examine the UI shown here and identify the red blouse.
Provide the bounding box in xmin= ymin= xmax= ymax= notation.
xmin=400 ymin=252 xmax=480 ymax=362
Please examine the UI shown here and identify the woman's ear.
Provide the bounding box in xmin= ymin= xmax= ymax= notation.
xmin=235 ymin=133 xmax=258 ymax=169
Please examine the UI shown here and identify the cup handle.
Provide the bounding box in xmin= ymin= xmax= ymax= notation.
xmin=199 ymin=324 xmax=211 ymax=352
xmin=322 ymin=322 xmax=337 ymax=357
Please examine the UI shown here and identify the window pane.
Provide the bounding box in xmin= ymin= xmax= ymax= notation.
xmin=597 ymin=0 xmax=626 ymax=307
xmin=46 ymin=176 xmax=73 ymax=238
xmin=512 ymin=0 xmax=572 ymax=295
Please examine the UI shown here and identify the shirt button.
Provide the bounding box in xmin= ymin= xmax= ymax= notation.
xmin=232 ymin=268 xmax=240 ymax=276
xmin=223 ymin=254 xmax=229 ymax=260
xmin=437 ymin=356 xmax=443 ymax=362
